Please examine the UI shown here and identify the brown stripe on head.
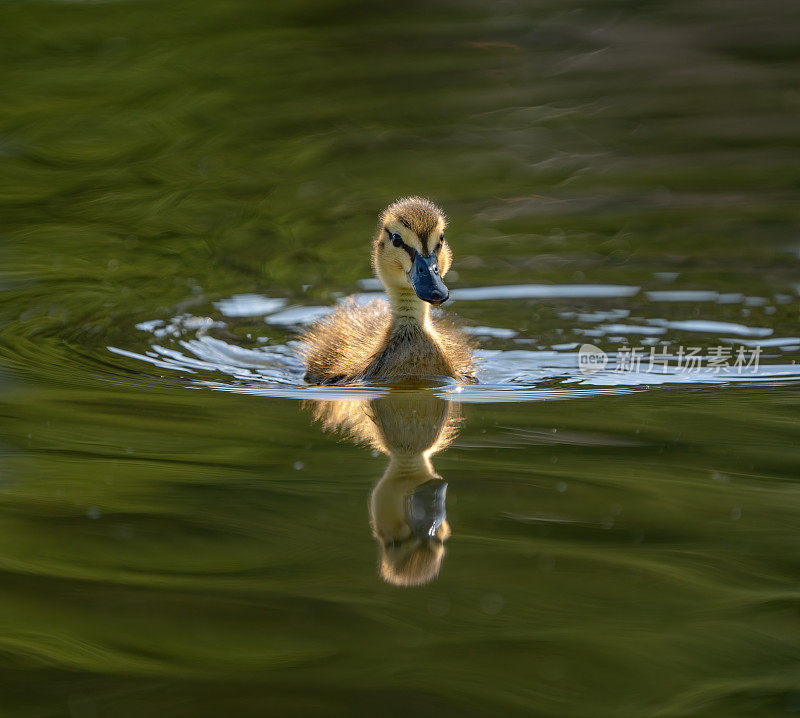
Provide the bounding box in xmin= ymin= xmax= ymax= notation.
xmin=379 ymin=196 xmax=445 ymax=254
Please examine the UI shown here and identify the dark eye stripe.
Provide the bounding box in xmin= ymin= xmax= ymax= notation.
xmin=384 ymin=535 xmax=445 ymax=550
xmin=384 ymin=228 xmax=416 ymax=260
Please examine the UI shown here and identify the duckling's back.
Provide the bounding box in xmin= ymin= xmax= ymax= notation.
xmin=301 ymin=298 xmax=391 ymax=385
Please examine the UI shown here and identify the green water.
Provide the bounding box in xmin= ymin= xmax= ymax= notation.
xmin=2 ymin=0 xmax=800 ymax=715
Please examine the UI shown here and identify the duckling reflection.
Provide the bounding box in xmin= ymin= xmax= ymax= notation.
xmin=308 ymin=392 xmax=461 ymax=586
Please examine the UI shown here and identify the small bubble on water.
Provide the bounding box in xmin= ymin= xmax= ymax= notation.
xmin=293 ymin=461 xmax=304 ymax=471
xmin=556 ymin=481 xmax=567 ymax=493
xmin=112 ymin=525 xmax=133 ymax=540
xmin=538 ymin=654 xmax=568 ymax=681
xmin=427 ymin=596 xmax=450 ymax=617
xmin=653 ymin=186 xmax=672 ymax=206
xmin=601 ymin=516 xmax=615 ymax=530
xmin=538 ymin=554 xmax=556 ymax=573
xmin=396 ymin=627 xmax=424 ymax=648
xmin=86 ymin=506 xmax=101 ymax=520
xmin=480 ymin=593 xmax=504 ymax=615
xmin=731 ymin=507 xmax=742 ymax=520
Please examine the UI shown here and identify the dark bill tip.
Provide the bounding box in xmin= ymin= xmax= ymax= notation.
xmin=407 ymin=479 xmax=448 ymax=539
xmin=408 ymin=251 xmax=449 ymax=305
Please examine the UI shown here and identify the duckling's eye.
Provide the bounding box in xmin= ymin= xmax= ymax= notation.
xmin=391 ymin=233 xmax=403 ymax=247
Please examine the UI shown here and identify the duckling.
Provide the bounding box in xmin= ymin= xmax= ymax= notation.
xmin=301 ymin=197 xmax=476 ymax=384
xmin=307 ymin=392 xmax=461 ymax=586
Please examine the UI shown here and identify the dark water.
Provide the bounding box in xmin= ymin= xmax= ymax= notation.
xmin=2 ymin=0 xmax=800 ymax=715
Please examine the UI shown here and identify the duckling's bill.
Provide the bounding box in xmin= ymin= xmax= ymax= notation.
xmin=406 ymin=478 xmax=448 ymax=539
xmin=408 ymin=251 xmax=449 ymax=305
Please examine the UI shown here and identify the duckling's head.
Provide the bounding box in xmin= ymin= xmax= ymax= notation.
xmin=371 ymin=478 xmax=451 ymax=587
xmin=372 ymin=196 xmax=452 ymax=305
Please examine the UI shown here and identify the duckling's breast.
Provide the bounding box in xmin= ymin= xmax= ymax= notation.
xmin=364 ymin=322 xmax=453 ymax=380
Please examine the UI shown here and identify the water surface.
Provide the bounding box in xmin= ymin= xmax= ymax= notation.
xmin=1 ymin=0 xmax=800 ymax=715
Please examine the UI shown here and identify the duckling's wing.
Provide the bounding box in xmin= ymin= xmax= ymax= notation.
xmin=300 ymin=298 xmax=390 ymax=384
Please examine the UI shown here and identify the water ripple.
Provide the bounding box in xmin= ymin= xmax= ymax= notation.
xmin=107 ymin=283 xmax=800 ymax=403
